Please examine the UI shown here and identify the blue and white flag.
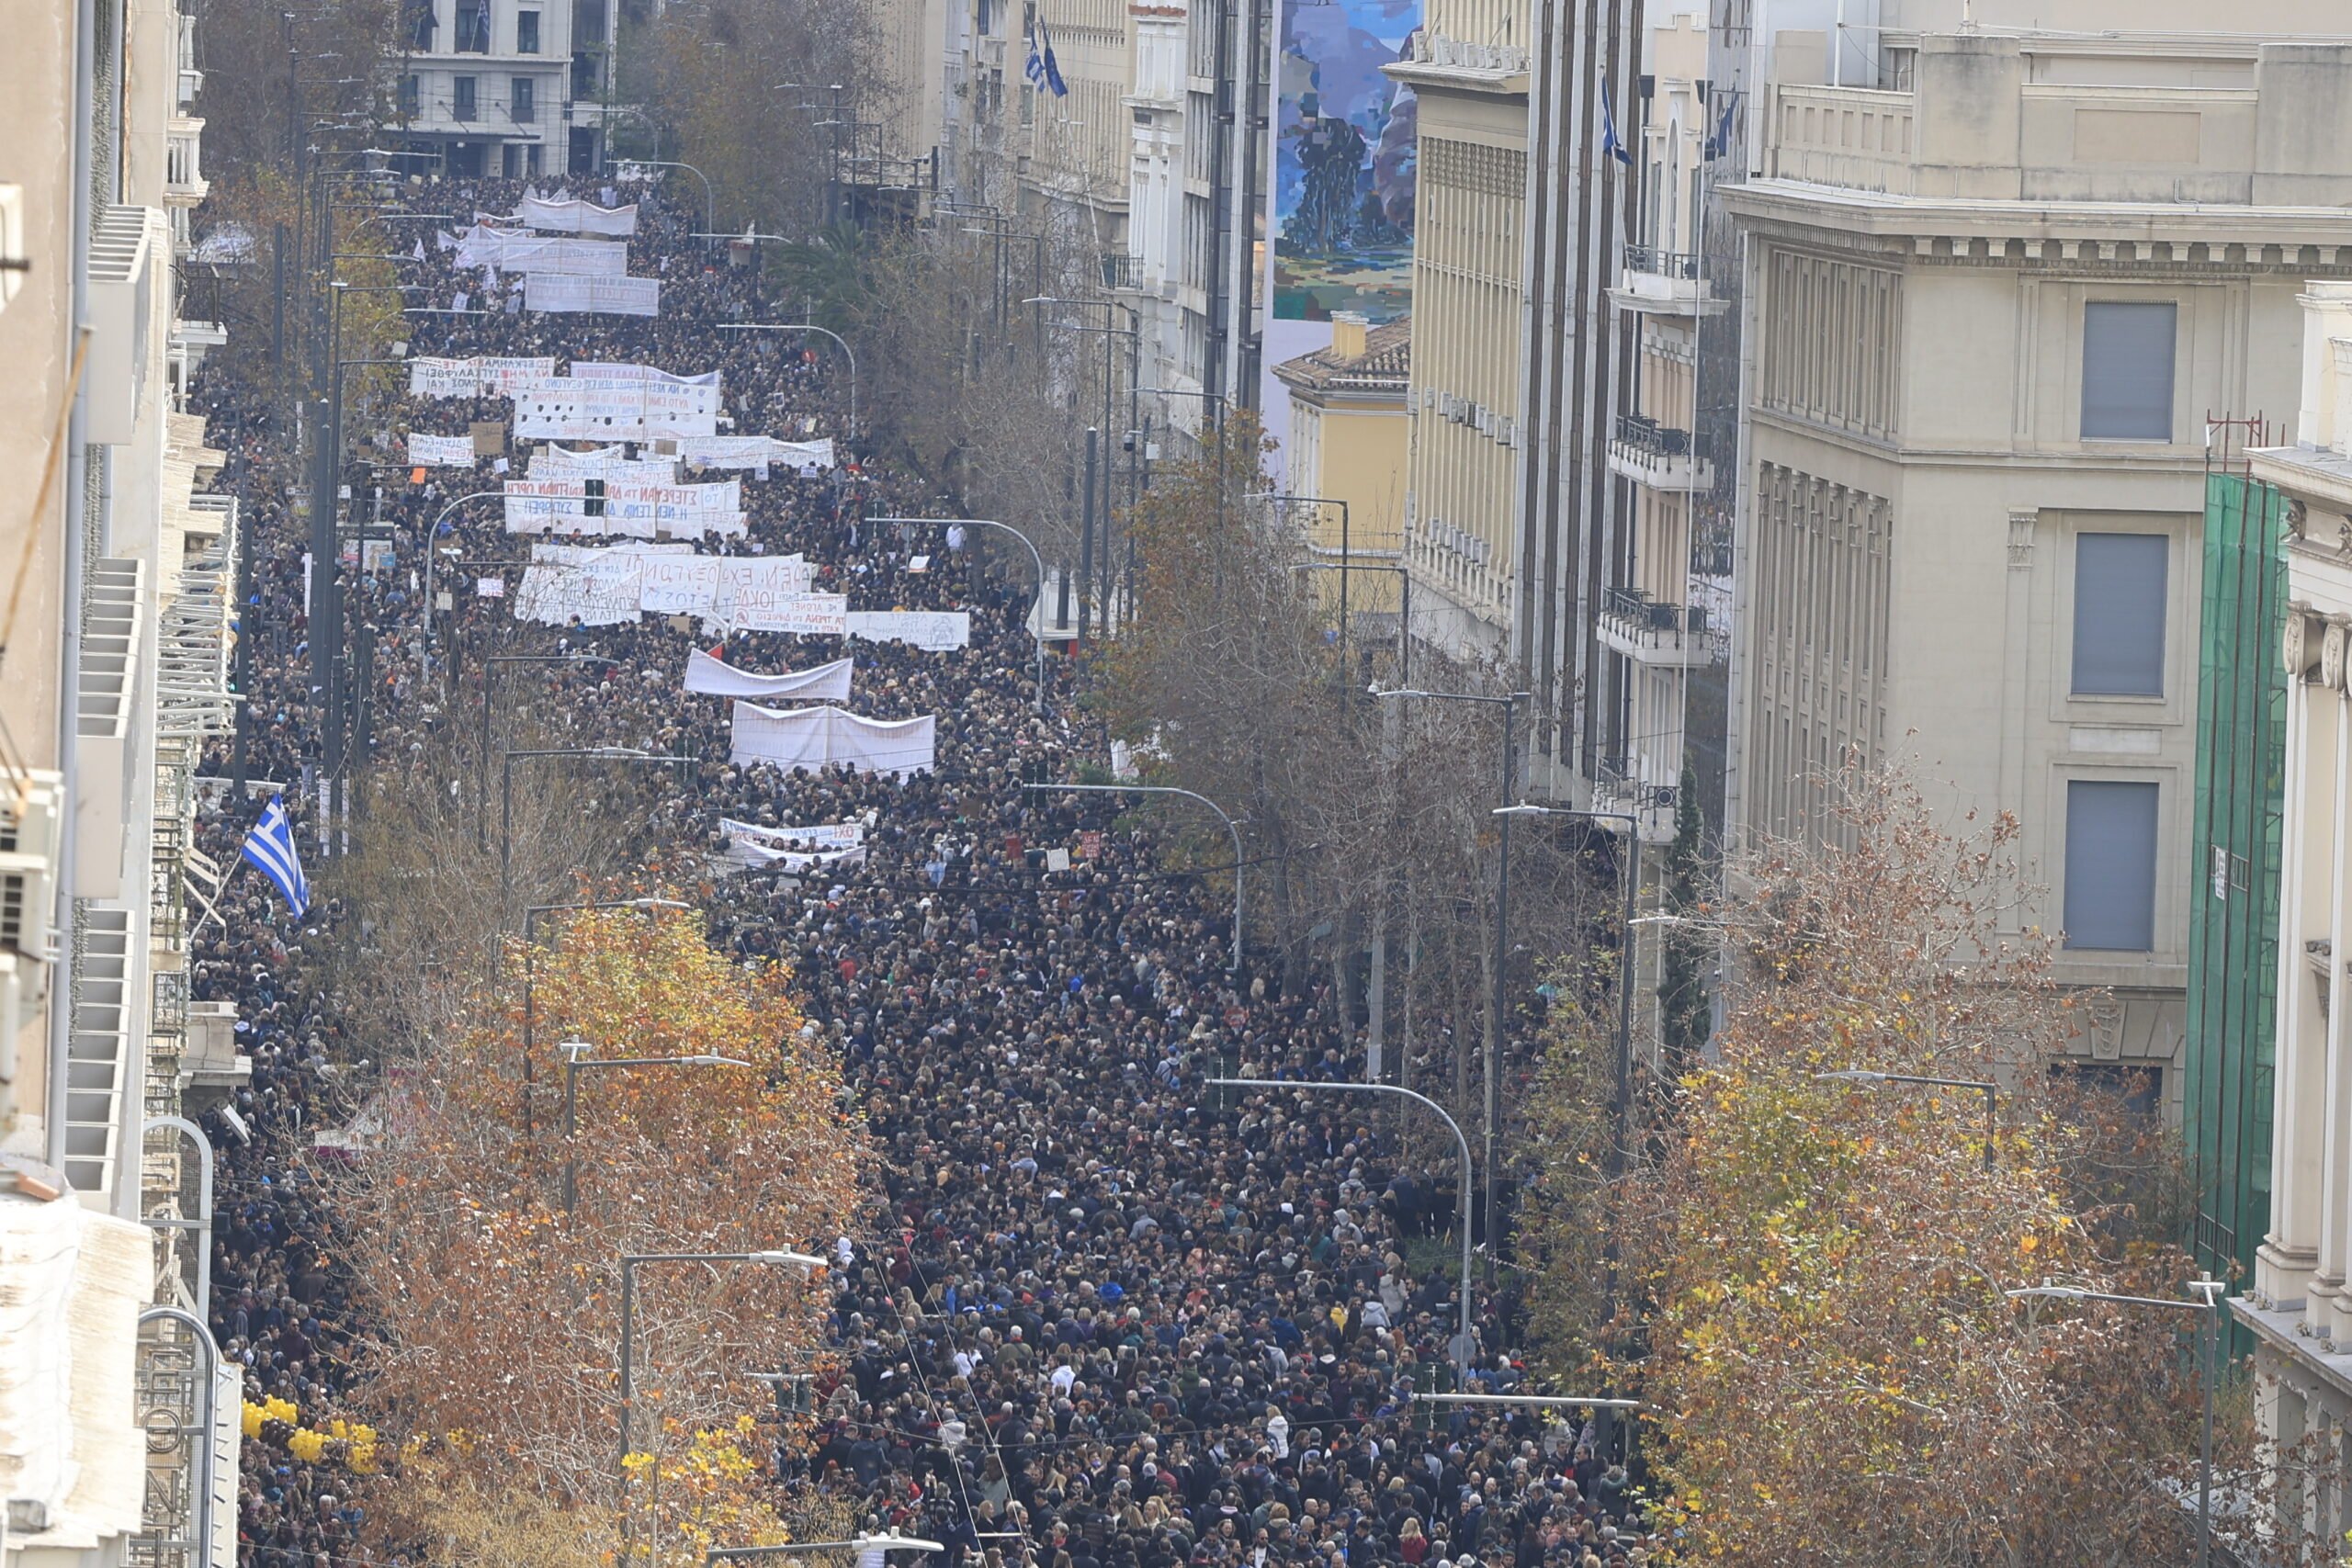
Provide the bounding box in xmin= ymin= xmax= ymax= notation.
xmin=1704 ymin=87 xmax=1738 ymax=161
xmin=241 ymin=795 xmax=311 ymax=920
xmin=1025 ymin=15 xmax=1069 ymax=97
xmin=1600 ymin=82 xmax=1634 ymax=166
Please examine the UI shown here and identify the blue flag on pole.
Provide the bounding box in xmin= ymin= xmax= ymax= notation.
xmin=1704 ymin=88 xmax=1738 ymax=161
xmin=1026 ymin=15 xmax=1069 ymax=97
xmin=1600 ymin=82 xmax=1634 ymax=166
xmin=242 ymin=795 xmax=311 ymax=920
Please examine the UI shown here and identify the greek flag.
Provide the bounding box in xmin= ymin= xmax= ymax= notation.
xmin=241 ymin=795 xmax=311 ymax=920
xmin=1600 ymin=82 xmax=1633 ymax=166
xmin=1025 ymin=16 xmax=1069 ymax=97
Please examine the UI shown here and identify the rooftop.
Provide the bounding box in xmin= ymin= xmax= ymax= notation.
xmin=1272 ymin=318 xmax=1411 ymax=398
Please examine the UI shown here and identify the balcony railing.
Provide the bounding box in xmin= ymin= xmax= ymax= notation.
xmin=1100 ymin=253 xmax=1139 ymax=291
xmin=1598 ymin=756 xmax=1679 ymax=811
xmin=1602 ymin=583 xmax=1706 ymax=637
xmin=1623 ymin=244 xmax=1700 ymax=281
xmin=1614 ymin=412 xmax=1694 ymax=458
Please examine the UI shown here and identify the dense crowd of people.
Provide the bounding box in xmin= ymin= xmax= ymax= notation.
xmin=181 ymin=173 xmax=1661 ymax=1568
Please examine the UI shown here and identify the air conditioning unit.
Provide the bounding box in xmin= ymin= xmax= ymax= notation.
xmin=0 ymin=771 xmax=64 ymax=969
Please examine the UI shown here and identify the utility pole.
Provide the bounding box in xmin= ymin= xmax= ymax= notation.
xmin=1078 ymin=427 xmax=1099 ymax=648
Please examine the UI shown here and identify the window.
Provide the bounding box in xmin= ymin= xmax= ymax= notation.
xmin=453 ymin=74 xmax=477 ymax=118
xmin=516 ymin=8 xmax=538 ymax=50
xmin=2081 ymin=301 xmax=2177 ymax=441
xmin=511 ymin=75 xmax=535 ymax=121
xmin=2071 ymin=533 xmax=2167 ymax=696
xmin=408 ymin=0 xmax=435 ymax=50
xmin=572 ymin=0 xmax=604 ymax=43
xmin=2064 ymin=780 xmax=2159 ymax=952
xmin=397 ymin=73 xmax=420 ymax=118
xmin=455 ymin=0 xmax=491 ymax=51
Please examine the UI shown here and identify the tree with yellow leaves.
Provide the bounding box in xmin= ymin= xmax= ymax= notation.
xmin=327 ymin=903 xmax=865 ymax=1549
xmin=1528 ymin=768 xmax=2226 ymax=1565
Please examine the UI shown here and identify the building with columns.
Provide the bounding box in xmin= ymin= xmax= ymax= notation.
xmin=2240 ymin=283 xmax=2352 ymax=1528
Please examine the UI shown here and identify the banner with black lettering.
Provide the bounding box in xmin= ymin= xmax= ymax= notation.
xmin=524 ymin=273 xmax=661 ymax=318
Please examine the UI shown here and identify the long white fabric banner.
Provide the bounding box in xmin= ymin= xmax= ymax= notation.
xmin=677 ymin=435 xmax=836 ymax=475
xmin=730 ymin=705 xmax=936 ymax=777
xmin=513 ymin=546 xmax=815 ymax=622
xmin=684 ymin=651 xmax=853 ymax=701
xmin=406 ymin=433 xmax=477 ymax=467
xmin=529 ymin=446 xmax=678 ymax=482
xmin=720 ymin=818 xmax=865 ymax=851
xmin=514 ymin=378 xmax=717 ymax=440
xmin=516 ymin=196 xmax=638 ymax=236
xmin=720 ymin=840 xmax=869 ymax=875
xmin=409 ymin=355 xmax=556 ymax=399
xmin=845 ymin=611 xmax=971 ymax=652
xmin=502 ymin=478 xmax=746 ymax=538
xmin=572 ymin=362 xmax=722 ymax=389
xmin=525 ymin=273 xmax=661 ymax=318
xmin=455 ymin=225 xmax=630 ymax=276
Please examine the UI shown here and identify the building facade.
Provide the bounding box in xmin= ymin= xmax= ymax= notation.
xmin=0 ymin=0 xmax=242 ymax=1562
xmin=1721 ymin=30 xmax=2352 ymax=1120
xmin=1272 ymin=314 xmax=1410 ymax=636
xmin=2237 ymin=281 xmax=2352 ymax=1540
xmin=393 ymin=0 xmax=584 ymax=176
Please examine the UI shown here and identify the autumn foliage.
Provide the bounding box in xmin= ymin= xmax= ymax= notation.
xmin=327 ymin=904 xmax=866 ymax=1545
xmin=1539 ymin=771 xmax=2219 ymax=1565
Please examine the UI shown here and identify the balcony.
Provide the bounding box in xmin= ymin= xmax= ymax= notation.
xmin=1613 ymin=243 xmax=1723 ymax=317
xmin=1597 ymin=583 xmax=1714 ymax=668
xmin=1607 ymin=412 xmax=1713 ymax=492
xmin=1595 ymin=756 xmax=1679 ymax=845
xmin=1100 ymin=253 xmax=1139 ymax=291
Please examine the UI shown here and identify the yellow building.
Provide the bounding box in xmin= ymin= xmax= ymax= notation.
xmin=1272 ymin=313 xmax=1410 ymax=642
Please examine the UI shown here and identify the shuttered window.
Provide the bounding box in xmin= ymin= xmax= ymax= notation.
xmin=2072 ymin=533 xmax=2167 ymax=696
xmin=2081 ymin=301 xmax=2177 ymax=440
xmin=2064 ymin=780 xmax=2160 ymax=952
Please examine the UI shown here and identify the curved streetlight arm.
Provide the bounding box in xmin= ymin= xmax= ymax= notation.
xmin=423 ymin=490 xmax=511 ymax=664
xmin=867 ymin=516 xmax=1046 ymax=713
xmin=142 ymin=1116 xmax=216 ymax=1318
xmin=1815 ymin=1070 xmax=1999 ymax=1171
xmin=1023 ymin=782 xmax=1242 ymax=972
xmin=139 ymin=1307 xmax=222 ymax=1568
xmin=618 ymin=1248 xmax=829 ymax=1482
xmin=626 ymin=158 xmax=715 ymax=236
xmin=718 ymin=321 xmax=858 ymax=438
xmin=1213 ymin=1077 xmax=1475 ymax=1370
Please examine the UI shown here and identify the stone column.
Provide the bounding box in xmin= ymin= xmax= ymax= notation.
xmin=2312 ymin=626 xmax=2352 ymax=1345
xmin=2263 ymin=608 xmax=2324 ymax=1308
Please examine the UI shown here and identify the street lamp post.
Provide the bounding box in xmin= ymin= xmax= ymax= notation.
xmin=1373 ymin=686 xmax=1528 ymax=1258
xmin=2006 ymin=1279 xmax=2226 ymax=1566
xmin=1815 ymin=1070 xmax=2000 ymax=1171
xmin=500 ymin=747 xmax=694 ymax=918
xmin=617 ymin=1249 xmax=830 ymax=1566
xmin=622 ymin=158 xmax=715 ymax=237
xmin=419 ymin=490 xmax=509 ymax=671
xmin=479 ymin=654 xmax=624 ymax=849
xmin=1295 ymin=562 xmax=1408 ymax=682
xmin=1023 ymin=782 xmax=1243 ymax=973
xmin=522 ymin=898 xmax=692 ymax=1092
xmin=1213 ymin=1078 xmax=1476 ymax=1371
xmin=1031 ymin=298 xmax=1143 ymax=635
xmin=718 ymin=322 xmax=859 ymax=439
xmin=558 ymin=1042 xmax=751 ymax=1213
xmin=865 ymin=516 xmax=1046 ymax=712
xmin=1251 ymin=491 xmax=1352 ymax=667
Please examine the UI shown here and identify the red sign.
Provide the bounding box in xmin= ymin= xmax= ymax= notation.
xmin=1079 ymin=830 xmax=1102 ymax=861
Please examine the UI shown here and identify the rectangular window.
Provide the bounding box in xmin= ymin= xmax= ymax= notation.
xmin=516 ymin=8 xmax=538 ymax=50
xmin=2064 ymin=780 xmax=2160 ymax=952
xmin=2081 ymin=301 xmax=2177 ymax=441
xmin=512 ymin=76 xmax=535 ymax=121
xmin=398 ymin=73 xmax=420 ymax=118
xmin=453 ymin=74 xmax=477 ymax=119
xmin=456 ymin=0 xmax=491 ymax=51
xmin=2071 ymin=532 xmax=2167 ymax=696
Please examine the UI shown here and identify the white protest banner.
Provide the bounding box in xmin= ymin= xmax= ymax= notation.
xmin=406 ymin=433 xmax=478 ymax=467
xmin=530 ymin=444 xmax=669 ymax=480
xmin=514 ymin=377 xmax=716 ymax=440
xmin=524 ymin=273 xmax=660 ymax=318
xmin=723 ymin=818 xmax=865 ymax=850
xmin=408 ymin=357 xmax=480 ymax=399
xmin=684 ymin=651 xmax=853 ymax=701
xmin=639 ymin=555 xmax=725 ymax=614
xmin=719 ymin=840 xmax=868 ymax=876
xmin=729 ymin=705 xmax=935 ymax=777
xmin=512 ymin=549 xmax=645 ymax=626
xmin=677 ymin=435 xmax=836 ymax=474
xmin=500 ymin=479 xmax=745 ymax=539
xmin=707 ymin=559 xmax=826 ymax=630
xmin=516 ymin=196 xmax=638 ymax=236
xmin=476 ymin=355 xmax=556 ymax=395
xmin=572 ymin=362 xmax=721 ymax=389
xmin=456 ymin=226 xmax=631 ymax=275
xmin=845 ymin=611 xmax=971 ymax=652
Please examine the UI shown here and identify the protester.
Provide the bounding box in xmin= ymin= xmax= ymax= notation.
xmin=183 ymin=173 xmax=1657 ymax=1568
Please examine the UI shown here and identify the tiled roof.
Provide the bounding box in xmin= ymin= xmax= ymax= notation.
xmin=1272 ymin=318 xmax=1411 ymax=394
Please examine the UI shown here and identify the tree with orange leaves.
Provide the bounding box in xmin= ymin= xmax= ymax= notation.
xmin=327 ymin=903 xmax=865 ymax=1548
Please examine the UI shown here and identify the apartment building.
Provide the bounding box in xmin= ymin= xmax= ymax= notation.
xmin=1386 ymin=0 xmax=1530 ymax=667
xmin=1721 ymin=28 xmax=2352 ymax=1118
xmin=1272 ymin=312 xmax=1410 ymax=632
xmin=392 ymin=0 xmax=582 ymax=176
xmin=0 ymin=0 xmax=242 ymax=1562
